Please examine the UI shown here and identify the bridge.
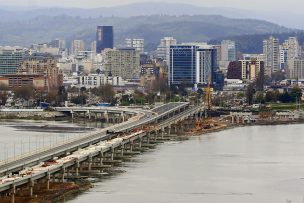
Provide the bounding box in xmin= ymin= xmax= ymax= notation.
xmin=0 ymin=102 xmax=203 ymax=202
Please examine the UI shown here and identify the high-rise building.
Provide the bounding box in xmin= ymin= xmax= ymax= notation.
xmin=91 ymin=41 xmax=97 ymax=53
xmin=220 ymin=40 xmax=237 ymax=71
xmin=49 ymin=39 xmax=66 ymax=49
xmin=221 ymin=40 xmax=237 ymax=61
xmin=96 ymin=26 xmax=114 ymax=53
xmin=157 ymin=37 xmax=177 ymax=66
xmin=125 ymin=38 xmax=144 ymax=54
xmin=71 ymin=40 xmax=85 ymax=56
xmin=169 ymin=44 xmax=218 ymax=86
xmin=285 ymin=37 xmax=301 ymax=60
xmin=280 ymin=47 xmax=288 ymax=70
xmin=17 ymin=53 xmax=63 ymax=89
xmin=196 ymin=48 xmax=217 ymax=84
xmin=287 ymin=58 xmax=304 ymax=80
xmin=103 ymin=48 xmax=140 ymax=80
xmin=227 ymin=59 xmax=264 ymax=81
xmin=0 ymin=47 xmax=26 ymax=75
xmin=263 ymin=36 xmax=279 ymax=73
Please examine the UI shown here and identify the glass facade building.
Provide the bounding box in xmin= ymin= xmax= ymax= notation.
xmin=169 ymin=45 xmax=218 ymax=86
xmin=169 ymin=45 xmax=197 ymax=85
xmin=96 ymin=26 xmax=114 ymax=53
xmin=0 ymin=49 xmax=25 ymax=75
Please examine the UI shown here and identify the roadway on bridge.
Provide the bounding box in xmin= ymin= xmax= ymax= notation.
xmin=0 ymin=103 xmax=189 ymax=175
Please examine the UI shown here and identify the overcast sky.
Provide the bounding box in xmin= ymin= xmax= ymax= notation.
xmin=0 ymin=0 xmax=303 ymax=13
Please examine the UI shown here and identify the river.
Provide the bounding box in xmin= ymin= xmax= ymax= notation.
xmin=70 ymin=124 xmax=304 ymax=203
xmin=1 ymin=122 xmax=304 ymax=202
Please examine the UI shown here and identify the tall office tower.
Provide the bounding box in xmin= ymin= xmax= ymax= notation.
xmin=125 ymin=38 xmax=144 ymax=54
xmin=263 ymin=36 xmax=280 ymax=73
xmin=71 ymin=40 xmax=85 ymax=56
xmin=103 ymin=48 xmax=140 ymax=80
xmin=220 ymin=40 xmax=237 ymax=71
xmin=157 ymin=37 xmax=177 ymax=66
xmin=0 ymin=47 xmax=26 ymax=75
xmin=96 ymin=26 xmax=114 ymax=53
xmin=169 ymin=44 xmax=217 ymax=86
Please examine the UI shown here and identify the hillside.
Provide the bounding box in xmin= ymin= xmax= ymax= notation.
xmin=209 ymin=32 xmax=304 ymax=54
xmin=0 ymin=14 xmax=294 ymax=51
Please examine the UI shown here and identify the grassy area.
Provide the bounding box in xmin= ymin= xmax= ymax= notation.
xmin=269 ymin=103 xmax=304 ymax=111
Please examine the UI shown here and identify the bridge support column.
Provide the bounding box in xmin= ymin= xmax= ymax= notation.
xmin=121 ymin=145 xmax=125 ymax=156
xmin=88 ymin=111 xmax=91 ymax=120
xmin=88 ymin=156 xmax=93 ymax=171
xmin=29 ymin=180 xmax=34 ymax=197
xmin=168 ymin=125 xmax=171 ymax=136
xmin=138 ymin=138 xmax=142 ymax=148
xmin=161 ymin=128 xmax=165 ymax=139
xmin=61 ymin=167 xmax=66 ymax=182
xmin=111 ymin=148 xmax=115 ymax=160
xmin=104 ymin=111 xmax=109 ymax=123
xmin=75 ymin=160 xmax=80 ymax=177
xmin=46 ymin=172 xmax=51 ymax=190
xmin=121 ymin=112 xmax=125 ymax=123
xmin=11 ymin=184 xmax=16 ymax=203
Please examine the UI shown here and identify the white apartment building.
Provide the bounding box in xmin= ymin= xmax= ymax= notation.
xmin=77 ymin=74 xmax=127 ymax=88
xmin=263 ymin=36 xmax=280 ymax=73
xmin=125 ymin=38 xmax=144 ymax=54
xmin=156 ymin=37 xmax=177 ymax=66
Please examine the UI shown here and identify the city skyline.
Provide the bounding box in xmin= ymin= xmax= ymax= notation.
xmin=0 ymin=0 xmax=303 ymax=14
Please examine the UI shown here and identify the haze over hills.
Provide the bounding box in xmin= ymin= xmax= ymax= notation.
xmin=0 ymin=2 xmax=303 ymax=28
xmin=0 ymin=2 xmax=301 ymax=52
xmin=0 ymin=14 xmax=294 ymax=51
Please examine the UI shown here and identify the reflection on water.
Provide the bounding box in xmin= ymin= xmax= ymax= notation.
xmin=67 ymin=124 xmax=304 ymax=203
xmin=0 ymin=120 xmax=94 ymax=161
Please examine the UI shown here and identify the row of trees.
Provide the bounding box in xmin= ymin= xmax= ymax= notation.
xmin=249 ymin=87 xmax=302 ymax=105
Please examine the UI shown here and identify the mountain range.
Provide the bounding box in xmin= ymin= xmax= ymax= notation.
xmin=0 ymin=2 xmax=303 ymax=29
xmin=0 ymin=2 xmax=301 ymax=53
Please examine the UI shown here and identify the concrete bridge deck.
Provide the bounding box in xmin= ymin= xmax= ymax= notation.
xmin=0 ymin=102 xmax=203 ymax=197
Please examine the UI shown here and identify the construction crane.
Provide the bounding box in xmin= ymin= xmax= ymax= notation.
xmin=204 ymin=77 xmax=212 ymax=110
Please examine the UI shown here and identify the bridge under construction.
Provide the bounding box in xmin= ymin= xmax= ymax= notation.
xmin=0 ymin=102 xmax=204 ymax=203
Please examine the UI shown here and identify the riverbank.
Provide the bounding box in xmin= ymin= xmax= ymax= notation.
xmin=0 ymin=182 xmax=93 ymax=203
xmin=0 ymin=111 xmax=66 ymax=120
xmin=185 ymin=119 xmax=304 ymax=136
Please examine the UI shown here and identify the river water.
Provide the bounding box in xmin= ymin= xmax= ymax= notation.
xmin=69 ymin=124 xmax=304 ymax=203
xmin=1 ymin=122 xmax=304 ymax=202
xmin=0 ymin=120 xmax=92 ymax=162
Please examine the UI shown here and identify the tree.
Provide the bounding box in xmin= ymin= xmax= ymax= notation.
xmin=255 ymin=70 xmax=265 ymax=91
xmin=150 ymin=76 xmax=169 ymax=94
xmin=246 ymin=83 xmax=255 ymax=105
xmin=290 ymin=86 xmax=302 ymax=102
xmin=0 ymin=84 xmax=9 ymax=91
xmin=254 ymin=91 xmax=265 ymax=104
xmin=265 ymin=90 xmax=279 ymax=103
xmin=279 ymin=91 xmax=292 ymax=103
xmin=13 ymin=86 xmax=34 ymax=100
xmin=95 ymin=84 xmax=115 ymax=103
xmin=71 ymin=95 xmax=87 ymax=105
xmin=272 ymin=71 xmax=285 ymax=82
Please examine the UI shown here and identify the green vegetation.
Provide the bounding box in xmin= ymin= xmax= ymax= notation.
xmin=269 ymin=103 xmax=304 ymax=111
